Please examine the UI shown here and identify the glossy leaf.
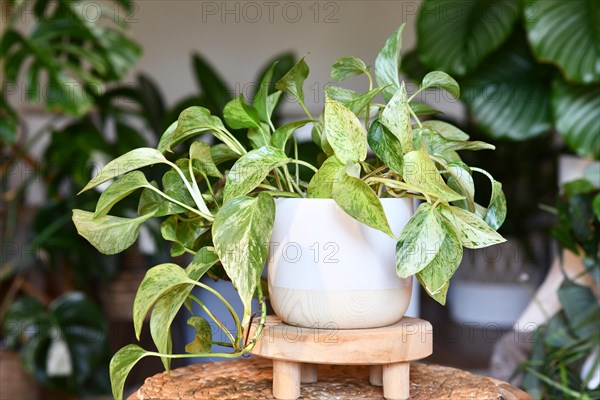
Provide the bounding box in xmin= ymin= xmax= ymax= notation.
xmin=330 ymin=56 xmax=369 ymax=82
xmin=212 ymin=193 xmax=275 ymax=320
xmin=421 ymin=120 xmax=469 ymax=141
xmin=109 ymin=344 xmax=149 ymax=400
xmin=149 ymin=249 xmax=218 ymax=368
xmin=160 ymin=215 xmax=205 ymax=257
xmin=421 ymin=71 xmax=460 ymax=98
xmin=552 ymin=79 xmax=600 ymax=159
xmin=223 ymin=146 xmax=289 ymax=202
xmin=275 ymin=57 xmax=309 ymax=102
xmin=381 ymin=83 xmax=412 ymax=152
xmin=558 ymin=280 xmax=598 ymax=339
xmin=94 ymin=171 xmax=152 ymax=218
xmin=132 ymin=263 xmax=192 ymax=339
xmin=367 ymin=120 xmax=403 ymax=174
xmin=190 ymin=141 xmax=222 ymax=178
xmin=80 ymin=148 xmax=167 ymax=193
xmin=324 ymin=96 xmax=368 ymax=164
xmin=159 ymin=107 xmax=229 ymax=154
xmin=417 ymin=0 xmax=520 ymax=76
xmin=223 ymin=94 xmax=261 ymax=129
xmin=440 ymin=205 xmax=505 ymax=248
xmin=307 ymin=156 xmax=345 ymax=198
xmin=524 ymin=0 xmax=600 ymax=84
xmin=253 ymin=61 xmax=277 ymax=123
xmin=271 ymin=120 xmax=311 ymax=149
xmin=72 ymin=210 xmax=153 ymax=255
xmin=402 ymin=147 xmax=464 ymax=202
xmin=211 ymin=143 xmax=240 ymax=165
xmin=409 ymin=102 xmax=442 ymax=116
xmin=332 ymin=172 xmax=394 ymax=238
xmin=461 ymin=32 xmax=553 ymax=140
xmin=485 ymin=179 xmax=507 ymax=230
xmin=184 ymin=317 xmax=212 ymax=353
xmin=415 ymin=221 xmax=462 ymax=305
xmin=396 ymin=203 xmax=446 ymax=278
xmin=375 ymin=23 xmax=405 ymax=101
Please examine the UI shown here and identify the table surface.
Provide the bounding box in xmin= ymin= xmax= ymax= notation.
xmin=129 ymin=357 xmax=531 ymax=399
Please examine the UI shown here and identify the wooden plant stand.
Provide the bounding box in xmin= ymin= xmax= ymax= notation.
xmin=249 ymin=316 xmax=433 ymax=400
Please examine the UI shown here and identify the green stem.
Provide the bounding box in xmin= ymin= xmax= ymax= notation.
xmin=147 ymin=186 xmax=211 ymax=220
xmin=191 ymin=281 xmax=243 ymax=343
xmin=217 ymin=128 xmax=247 ymax=156
xmin=263 ymin=191 xmax=302 ymax=198
xmin=288 ymin=159 xmax=319 ymax=174
xmin=293 ymin=136 xmax=300 ymax=185
xmin=366 ymin=177 xmax=432 ymax=203
xmin=409 ymin=106 xmax=422 ymax=128
xmin=201 ymin=172 xmax=219 ymax=210
xmin=188 ymin=294 xmax=236 ymax=347
xmin=166 ymin=161 xmax=213 ymax=219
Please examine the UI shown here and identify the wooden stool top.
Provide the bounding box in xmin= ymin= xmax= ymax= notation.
xmin=128 ymin=357 xmax=531 ymax=399
xmin=249 ymin=316 xmax=432 ymax=364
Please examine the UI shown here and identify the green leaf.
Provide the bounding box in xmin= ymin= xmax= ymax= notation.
xmin=72 ymin=210 xmax=153 ymax=255
xmin=307 ymin=156 xmax=345 ymax=198
xmin=324 ymin=85 xmax=359 ymax=103
xmin=330 ymin=56 xmax=369 ymax=82
xmin=558 ymin=280 xmax=599 ymax=339
xmin=110 ymin=345 xmax=149 ymax=400
xmin=524 ymin=0 xmax=600 ymax=84
xmin=343 ymin=87 xmax=385 ymax=116
xmin=421 ymin=71 xmax=460 ymax=98
xmin=160 ymin=215 xmax=205 ymax=257
xmin=324 ymin=96 xmax=368 ymax=164
xmin=396 ymin=203 xmax=446 ymax=278
xmin=184 ymin=316 xmax=212 ymax=353
xmin=271 ymin=120 xmax=311 ymax=149
xmin=484 ymin=178 xmax=507 ymax=230
xmin=381 ymin=83 xmax=412 ymax=152
xmin=253 ymin=61 xmax=277 ymax=123
xmin=439 ymin=205 xmax=505 ymax=249
xmin=445 ymin=162 xmax=475 ymax=210
xmin=212 ymin=193 xmax=275 ymax=320
xmin=223 ymin=94 xmax=261 ymax=129
xmin=132 ymin=263 xmax=192 ymax=339
xmin=421 ymin=120 xmax=469 ymax=141
xmin=79 ymin=148 xmax=168 ymax=193
xmin=275 ymin=57 xmax=309 ymax=102
xmin=416 ymin=221 xmax=462 ymax=305
xmin=367 ymin=120 xmax=403 ymax=174
xmin=190 ymin=141 xmax=222 ymax=178
xmin=375 ymin=23 xmax=405 ymax=101
xmin=211 ymin=143 xmax=240 ymax=165
xmin=94 ymin=171 xmax=152 ymax=218
xmin=223 ymin=146 xmax=289 ymax=202
xmin=552 ymin=79 xmax=600 ymax=159
xmin=402 ymin=147 xmax=464 ymax=202
xmin=593 ymin=194 xmax=600 ymax=220
xmin=332 ymin=172 xmax=394 ymax=238
xmin=409 ymin=102 xmax=442 ymax=116
xmin=149 ymin=249 xmax=218 ymax=369
xmin=159 ymin=107 xmax=230 ymax=154
xmin=192 ymin=53 xmax=232 ymax=113
xmin=461 ymin=32 xmax=553 ymax=140
xmin=417 ymin=0 xmax=520 ymax=76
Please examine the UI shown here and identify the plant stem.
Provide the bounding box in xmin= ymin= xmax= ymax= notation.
xmin=288 ymin=159 xmax=319 ymax=174
xmin=366 ymin=177 xmax=432 ymax=203
xmin=192 ymin=281 xmax=242 ymax=343
xmin=166 ymin=161 xmax=213 ymax=219
xmin=263 ymin=191 xmax=302 ymax=198
xmin=409 ymin=106 xmax=422 ymax=128
xmin=293 ymin=136 xmax=300 ymax=184
xmin=188 ymin=294 xmax=237 ymax=347
xmin=148 ymin=186 xmax=212 ymax=220
xmin=201 ymin=172 xmax=219 ymax=210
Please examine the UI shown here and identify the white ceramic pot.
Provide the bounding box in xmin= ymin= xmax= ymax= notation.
xmin=268 ymin=198 xmax=414 ymax=329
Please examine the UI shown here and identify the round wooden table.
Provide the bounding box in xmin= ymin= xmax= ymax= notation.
xmin=128 ymin=357 xmax=531 ymax=399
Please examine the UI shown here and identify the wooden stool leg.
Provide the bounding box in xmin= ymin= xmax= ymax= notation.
xmin=383 ymin=362 xmax=410 ymax=400
xmin=301 ymin=363 xmax=318 ymax=383
xmin=370 ymin=365 xmax=383 ymax=386
xmin=273 ymin=359 xmax=301 ymax=400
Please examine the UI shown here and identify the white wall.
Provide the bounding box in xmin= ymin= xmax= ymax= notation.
xmin=128 ymin=1 xmax=424 ymax=115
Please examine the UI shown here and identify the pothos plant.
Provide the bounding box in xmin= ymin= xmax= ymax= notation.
xmin=72 ymin=23 xmax=506 ymax=399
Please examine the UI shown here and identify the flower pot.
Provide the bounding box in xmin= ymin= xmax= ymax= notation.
xmin=268 ymin=198 xmax=414 ymax=329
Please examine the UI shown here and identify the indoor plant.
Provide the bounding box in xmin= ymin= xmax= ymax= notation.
xmin=72 ymin=23 xmax=506 ymax=399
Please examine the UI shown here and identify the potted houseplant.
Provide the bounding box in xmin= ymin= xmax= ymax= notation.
xmin=72 ymin=23 xmax=506 ymax=399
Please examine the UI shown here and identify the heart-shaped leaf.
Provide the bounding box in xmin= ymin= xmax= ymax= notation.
xmin=275 ymin=57 xmax=309 ymax=102
xmin=94 ymin=171 xmax=152 ymax=218
xmin=421 ymin=71 xmax=460 ymax=98
xmin=439 ymin=205 xmax=505 ymax=249
xmin=330 ymin=56 xmax=369 ymax=82
xmin=72 ymin=210 xmax=154 ymax=255
xmin=223 ymin=146 xmax=289 ymax=202
xmin=332 ymin=171 xmax=394 ymax=238
xmin=367 ymin=120 xmax=403 ymax=174
xmin=224 ymin=94 xmax=261 ymax=130
xmin=381 ymin=83 xmax=413 ymax=152
xmin=184 ymin=316 xmax=212 ymax=353
xmin=307 ymin=156 xmax=345 ymax=198
xmin=190 ymin=141 xmax=222 ymax=178
xmin=109 ymin=344 xmax=149 ymax=400
xmin=79 ymin=148 xmax=168 ymax=193
xmin=324 ymin=96 xmax=368 ymax=164
xmin=212 ymin=193 xmax=275 ymax=323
